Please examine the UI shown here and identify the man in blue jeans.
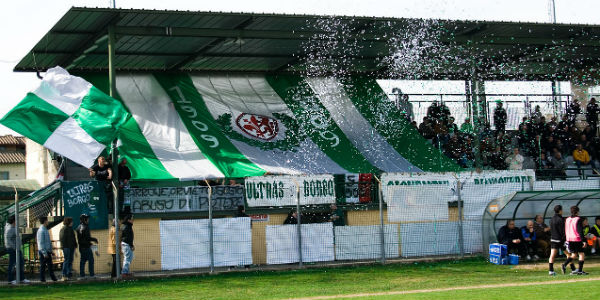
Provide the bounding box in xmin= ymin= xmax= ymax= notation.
xmin=120 ymin=214 xmax=135 ymax=277
xmin=37 ymin=216 xmax=58 ymax=282
xmin=59 ymin=217 xmax=77 ymax=280
xmin=4 ymin=215 xmax=30 ymax=284
xmin=76 ymin=214 xmax=98 ymax=279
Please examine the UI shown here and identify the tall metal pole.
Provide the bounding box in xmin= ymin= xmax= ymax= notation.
xmin=14 ymin=188 xmax=21 ymax=283
xmin=456 ymin=180 xmax=464 ymax=258
xmin=296 ymin=181 xmax=303 ymax=268
xmin=376 ymin=175 xmax=386 ymax=264
xmin=108 ymin=24 xmax=121 ymax=279
xmin=207 ymin=182 xmax=214 ymax=273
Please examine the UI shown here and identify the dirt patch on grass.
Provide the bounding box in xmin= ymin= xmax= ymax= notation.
xmin=288 ymin=277 xmax=600 ymax=300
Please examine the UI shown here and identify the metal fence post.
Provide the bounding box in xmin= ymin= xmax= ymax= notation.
xmin=296 ymin=180 xmax=303 ymax=268
xmin=14 ymin=188 xmax=21 ymax=284
xmin=207 ymin=182 xmax=214 ymax=273
xmin=375 ymin=175 xmax=386 ymax=264
xmin=457 ymin=180 xmax=464 ymax=258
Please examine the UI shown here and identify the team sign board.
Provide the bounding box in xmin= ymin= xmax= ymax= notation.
xmin=62 ymin=181 xmax=108 ymax=230
xmin=246 ymin=175 xmax=336 ymax=207
xmin=128 ymin=185 xmax=244 ymax=214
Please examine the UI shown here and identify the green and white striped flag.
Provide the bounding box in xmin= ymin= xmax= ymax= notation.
xmin=81 ymin=73 xmax=459 ymax=180
xmin=0 ymin=67 xmax=130 ymax=168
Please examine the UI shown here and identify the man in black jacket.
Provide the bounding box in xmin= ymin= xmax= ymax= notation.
xmin=121 ymin=214 xmax=135 ymax=277
xmin=497 ymin=219 xmax=526 ymax=257
xmin=76 ymin=214 xmax=98 ymax=279
xmin=493 ymin=101 xmax=507 ymax=133
xmin=59 ymin=217 xmax=77 ymax=280
xmin=548 ymin=205 xmax=575 ymax=275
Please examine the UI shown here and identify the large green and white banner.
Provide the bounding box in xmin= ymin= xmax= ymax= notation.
xmin=245 ymin=174 xmax=336 ymax=207
xmin=80 ymin=73 xmax=459 ymax=180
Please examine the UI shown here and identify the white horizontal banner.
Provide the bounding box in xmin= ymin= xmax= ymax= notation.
xmin=159 ymin=218 xmax=252 ymax=270
xmin=266 ymin=223 xmax=334 ymax=264
xmin=246 ymin=175 xmax=336 ymax=207
xmin=382 ymin=170 xmax=535 ymax=222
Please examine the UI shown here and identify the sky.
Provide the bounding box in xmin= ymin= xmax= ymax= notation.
xmin=1 ymin=0 xmax=599 ymax=135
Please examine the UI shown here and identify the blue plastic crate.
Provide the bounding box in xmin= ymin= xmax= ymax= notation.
xmin=508 ymin=254 xmax=519 ymax=265
xmin=489 ymin=243 xmax=507 ymax=257
xmin=489 ymin=254 xmax=508 ymax=265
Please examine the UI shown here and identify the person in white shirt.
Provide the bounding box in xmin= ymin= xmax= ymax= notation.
xmin=506 ymin=148 xmax=524 ymax=170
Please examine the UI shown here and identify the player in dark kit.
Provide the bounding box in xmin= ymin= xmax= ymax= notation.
xmin=548 ymin=205 xmax=575 ymax=275
xmin=563 ymin=206 xmax=588 ymax=275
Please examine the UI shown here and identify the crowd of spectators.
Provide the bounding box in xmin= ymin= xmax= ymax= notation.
xmin=414 ymin=98 xmax=600 ymax=177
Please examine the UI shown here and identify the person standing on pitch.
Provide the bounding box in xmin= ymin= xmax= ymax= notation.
xmin=5 ymin=215 xmax=30 ymax=284
xmin=548 ymin=205 xmax=574 ymax=275
xmin=59 ymin=217 xmax=77 ymax=280
xmin=108 ymin=219 xmax=117 ymax=278
xmin=120 ymin=214 xmax=135 ymax=277
xmin=76 ymin=214 xmax=98 ymax=279
xmin=37 ymin=216 xmax=57 ymax=282
xmin=563 ymin=206 xmax=588 ymax=275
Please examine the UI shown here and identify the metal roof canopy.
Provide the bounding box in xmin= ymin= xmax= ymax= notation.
xmin=14 ymin=7 xmax=600 ymax=81
xmin=482 ymin=189 xmax=600 ymax=248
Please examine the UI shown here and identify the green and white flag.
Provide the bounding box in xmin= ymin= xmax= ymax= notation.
xmin=0 ymin=67 xmax=130 ymax=168
xmin=79 ymin=73 xmax=459 ymax=180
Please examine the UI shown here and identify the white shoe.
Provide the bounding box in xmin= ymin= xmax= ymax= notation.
xmin=21 ymin=279 xmax=30 ymax=284
xmin=549 ymin=271 xmax=556 ymax=276
xmin=526 ymin=255 xmax=532 ymax=261
xmin=533 ymin=255 xmax=540 ymax=261
xmin=592 ymin=248 xmax=596 ymax=254
xmin=10 ymin=280 xmax=17 ymax=285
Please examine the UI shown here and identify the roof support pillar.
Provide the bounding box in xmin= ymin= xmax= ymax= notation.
xmin=469 ymin=64 xmax=485 ymax=169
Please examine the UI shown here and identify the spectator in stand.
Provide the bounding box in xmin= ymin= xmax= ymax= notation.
xmin=59 ymin=217 xmax=77 ymax=281
xmin=531 ymin=105 xmax=543 ymax=121
xmin=419 ymin=117 xmax=435 ymax=140
xmin=536 ymin=152 xmax=553 ymax=178
xmin=506 ymin=148 xmax=524 ymax=170
xmin=548 ymin=116 xmax=559 ymax=129
xmin=587 ymin=98 xmax=599 ymax=132
xmin=118 ymin=158 xmax=132 ymax=214
xmin=566 ymin=99 xmax=582 ymax=125
xmin=521 ymin=220 xmax=539 ymax=261
xmin=489 ymin=146 xmax=507 ymax=170
xmin=37 ymin=216 xmax=57 ymax=282
xmin=573 ymin=143 xmax=598 ymax=175
xmin=495 ymin=132 xmax=511 ymax=153
xmin=550 ymin=149 xmax=567 ymax=179
xmin=542 ymin=135 xmax=557 ymax=157
xmin=493 ymin=101 xmax=507 ymax=133
xmin=460 ymin=117 xmax=474 ymax=136
xmin=498 ymin=219 xmax=526 ymax=257
xmin=533 ymin=215 xmax=551 ymax=257
xmin=89 ymin=156 xmax=113 ymax=211
xmin=447 ymin=116 xmax=458 ymax=135
xmin=517 ymin=123 xmax=532 ymax=155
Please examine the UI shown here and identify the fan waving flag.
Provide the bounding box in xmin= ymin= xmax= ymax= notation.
xmin=0 ymin=66 xmax=130 ymax=168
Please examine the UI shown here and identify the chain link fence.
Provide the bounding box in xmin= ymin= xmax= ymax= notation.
xmin=3 ymin=170 xmax=600 ymax=280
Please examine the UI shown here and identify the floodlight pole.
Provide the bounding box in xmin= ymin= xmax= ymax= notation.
xmin=108 ymin=24 xmax=121 ymax=280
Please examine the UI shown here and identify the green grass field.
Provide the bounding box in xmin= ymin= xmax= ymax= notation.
xmin=2 ymin=257 xmax=599 ymax=300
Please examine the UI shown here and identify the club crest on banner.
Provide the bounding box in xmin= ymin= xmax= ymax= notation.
xmin=236 ymin=113 xmax=279 ymax=141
